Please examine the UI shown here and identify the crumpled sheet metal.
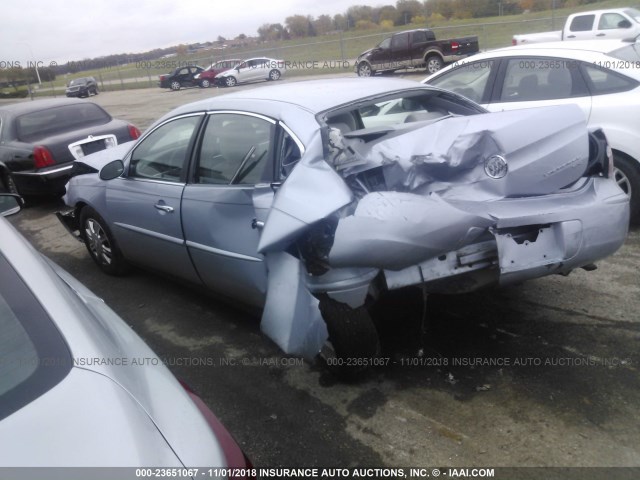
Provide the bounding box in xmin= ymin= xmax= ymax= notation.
xmin=260 ymin=251 xmax=329 ymax=359
xmin=257 ymin=131 xmax=353 ymax=254
xmin=328 ymin=191 xmax=494 ymax=270
xmin=334 ymin=105 xmax=589 ymax=199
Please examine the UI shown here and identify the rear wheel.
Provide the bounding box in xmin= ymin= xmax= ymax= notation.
xmin=170 ymin=80 xmax=181 ymax=91
xmin=613 ymin=153 xmax=640 ymax=224
xmin=319 ymin=297 xmax=381 ymax=379
xmin=268 ymin=69 xmax=281 ymax=81
xmin=425 ymin=55 xmax=443 ymax=74
xmin=80 ymin=206 xmax=129 ymax=275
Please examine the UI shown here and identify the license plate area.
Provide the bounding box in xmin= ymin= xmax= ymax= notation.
xmin=68 ymin=134 xmax=117 ymax=159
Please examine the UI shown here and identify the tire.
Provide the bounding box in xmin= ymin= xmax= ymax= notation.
xmin=318 ymin=297 xmax=381 ymax=379
xmin=80 ymin=206 xmax=129 ymax=275
xmin=268 ymin=69 xmax=281 ymax=81
xmin=425 ymin=55 xmax=444 ymax=74
xmin=170 ymin=80 xmax=181 ymax=91
xmin=224 ymin=76 xmax=237 ymax=87
xmin=200 ymin=79 xmax=211 ymax=88
xmin=93 ymin=87 xmax=99 ymax=95
xmin=357 ymin=62 xmax=373 ymax=77
xmin=613 ymin=153 xmax=640 ymax=224
xmin=1 ymin=171 xmax=19 ymax=194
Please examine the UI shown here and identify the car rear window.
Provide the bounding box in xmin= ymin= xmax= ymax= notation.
xmin=0 ymin=253 xmax=72 ymax=421
xmin=16 ymin=103 xmax=111 ymax=142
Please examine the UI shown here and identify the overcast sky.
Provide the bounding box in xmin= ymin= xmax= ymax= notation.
xmin=1 ymin=0 xmax=389 ymax=65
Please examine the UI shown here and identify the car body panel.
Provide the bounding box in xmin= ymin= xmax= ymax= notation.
xmin=0 ymin=217 xmax=229 ymax=467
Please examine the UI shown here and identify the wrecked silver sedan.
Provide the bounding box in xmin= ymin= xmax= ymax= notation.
xmin=59 ymin=78 xmax=629 ymax=370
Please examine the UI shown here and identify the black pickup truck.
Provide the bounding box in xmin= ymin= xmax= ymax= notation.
xmin=355 ymin=28 xmax=479 ymax=76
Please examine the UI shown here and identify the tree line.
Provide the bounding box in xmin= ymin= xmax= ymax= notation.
xmin=258 ymin=0 xmax=600 ymax=40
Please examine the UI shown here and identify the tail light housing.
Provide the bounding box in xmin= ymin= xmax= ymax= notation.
xmin=451 ymin=41 xmax=459 ymax=50
xmin=128 ymin=125 xmax=142 ymax=140
xmin=33 ymin=146 xmax=55 ymax=169
xmin=179 ymin=380 xmax=255 ymax=479
xmin=512 ymin=39 xmax=517 ymax=46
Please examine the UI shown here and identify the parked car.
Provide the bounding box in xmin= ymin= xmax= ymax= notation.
xmin=65 ymin=76 xmax=98 ymax=97
xmin=513 ymin=8 xmax=640 ymax=45
xmin=423 ymin=39 xmax=640 ymax=223
xmin=0 ymin=99 xmax=141 ymax=196
xmin=196 ymin=59 xmax=243 ymax=88
xmin=355 ymin=28 xmax=479 ymax=77
xmin=0 ymin=194 xmax=254 ymax=470
xmin=214 ymin=58 xmax=285 ymax=87
xmin=58 ymin=78 xmax=628 ymax=374
xmin=159 ymin=65 xmax=205 ymax=90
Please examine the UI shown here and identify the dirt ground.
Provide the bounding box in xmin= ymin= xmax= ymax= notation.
xmin=5 ymin=77 xmax=640 ymax=476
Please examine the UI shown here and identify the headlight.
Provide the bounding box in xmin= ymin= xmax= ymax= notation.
xmin=194 ymin=74 xmax=200 ymax=79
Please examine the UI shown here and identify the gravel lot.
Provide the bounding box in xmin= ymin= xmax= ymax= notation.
xmin=6 ymin=77 xmax=640 ymax=475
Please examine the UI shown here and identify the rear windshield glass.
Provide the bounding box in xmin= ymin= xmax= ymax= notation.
xmin=16 ymin=103 xmax=111 ymax=141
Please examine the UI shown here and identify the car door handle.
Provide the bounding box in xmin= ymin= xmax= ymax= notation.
xmin=567 ymin=35 xmax=576 ymax=38
xmin=154 ymin=203 xmax=174 ymax=213
xmin=596 ymin=33 xmax=606 ymax=36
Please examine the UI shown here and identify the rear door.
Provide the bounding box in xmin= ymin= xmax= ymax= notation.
xmin=181 ymin=111 xmax=280 ymax=307
xmin=105 ymin=113 xmax=204 ymax=283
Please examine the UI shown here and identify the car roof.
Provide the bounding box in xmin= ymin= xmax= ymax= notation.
xmin=497 ymin=39 xmax=632 ymax=54
xmin=0 ymin=98 xmax=87 ymax=115
xmin=165 ymin=77 xmax=432 ymax=117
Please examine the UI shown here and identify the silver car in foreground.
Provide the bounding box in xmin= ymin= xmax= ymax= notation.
xmin=59 ymin=78 xmax=629 ymax=372
xmin=0 ymin=195 xmax=253 ymax=470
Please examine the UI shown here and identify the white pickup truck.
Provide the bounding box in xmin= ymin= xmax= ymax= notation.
xmin=513 ymin=8 xmax=640 ymax=45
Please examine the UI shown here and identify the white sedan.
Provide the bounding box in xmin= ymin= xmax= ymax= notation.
xmin=214 ymin=57 xmax=285 ymax=87
xmin=423 ymin=39 xmax=640 ymax=223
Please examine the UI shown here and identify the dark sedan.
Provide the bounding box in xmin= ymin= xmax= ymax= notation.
xmin=0 ymin=99 xmax=141 ymax=196
xmin=159 ymin=65 xmax=205 ymax=90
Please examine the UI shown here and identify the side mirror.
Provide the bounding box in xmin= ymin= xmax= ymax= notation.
xmin=0 ymin=194 xmax=24 ymax=217
xmin=99 ymin=160 xmax=124 ymax=181
xmin=618 ymin=19 xmax=632 ymax=29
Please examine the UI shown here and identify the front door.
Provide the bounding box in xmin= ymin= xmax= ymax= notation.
xmin=105 ymin=113 xmax=203 ymax=283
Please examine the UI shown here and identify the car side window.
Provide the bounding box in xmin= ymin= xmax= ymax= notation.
xmin=428 ymin=60 xmax=494 ymax=103
xmin=499 ymin=58 xmax=579 ymax=102
xmin=570 ymin=14 xmax=595 ymax=32
xmin=129 ymin=115 xmax=201 ymax=182
xmin=581 ymin=63 xmax=639 ymax=94
xmin=391 ymin=33 xmax=409 ymax=50
xmin=598 ymin=13 xmax=626 ymax=30
xmin=379 ymin=38 xmax=391 ymax=49
xmin=196 ymin=113 xmax=274 ymax=185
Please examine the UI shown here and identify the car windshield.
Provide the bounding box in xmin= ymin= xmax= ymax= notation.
xmin=69 ymin=78 xmax=88 ymax=86
xmin=609 ymin=43 xmax=640 ymax=62
xmin=16 ymin=103 xmax=111 ymax=142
